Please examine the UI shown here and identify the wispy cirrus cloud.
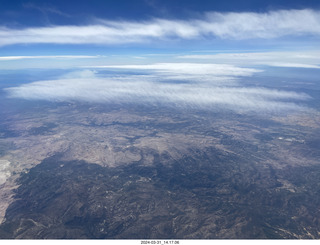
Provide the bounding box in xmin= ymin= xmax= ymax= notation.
xmin=5 ymin=77 xmax=309 ymax=111
xmin=4 ymin=65 xmax=310 ymax=113
xmin=0 ymin=9 xmax=319 ymax=46
xmin=198 ymin=9 xmax=320 ymax=39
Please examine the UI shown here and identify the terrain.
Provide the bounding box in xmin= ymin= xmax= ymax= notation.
xmin=0 ymin=65 xmax=320 ymax=239
xmin=0 ymin=97 xmax=319 ymax=238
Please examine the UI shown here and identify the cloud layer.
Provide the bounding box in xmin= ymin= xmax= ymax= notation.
xmin=92 ymin=63 xmax=261 ymax=78
xmin=5 ymin=64 xmax=310 ymax=113
xmin=178 ymin=51 xmax=320 ymax=69
xmin=0 ymin=55 xmax=100 ymax=61
xmin=0 ymin=9 xmax=320 ymax=46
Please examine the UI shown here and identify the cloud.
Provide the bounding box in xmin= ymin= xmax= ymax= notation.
xmin=267 ymin=63 xmax=320 ymax=69
xmin=5 ymin=66 xmax=310 ymax=113
xmin=85 ymin=63 xmax=261 ymax=85
xmin=0 ymin=9 xmax=320 ymax=46
xmin=177 ymin=51 xmax=320 ymax=69
xmin=199 ymin=9 xmax=320 ymax=39
xmin=59 ymin=69 xmax=98 ymax=79
xmin=91 ymin=63 xmax=261 ymax=77
xmin=0 ymin=55 xmax=101 ymax=61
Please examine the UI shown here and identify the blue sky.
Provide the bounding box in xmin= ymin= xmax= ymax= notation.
xmin=1 ymin=0 xmax=320 ymax=113
xmin=1 ymin=0 xmax=320 ymax=60
xmin=2 ymin=0 xmax=320 ymax=25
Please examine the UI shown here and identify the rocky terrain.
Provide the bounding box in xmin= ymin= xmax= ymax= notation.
xmin=1 ymin=148 xmax=320 ymax=238
xmin=0 ymin=99 xmax=320 ymax=238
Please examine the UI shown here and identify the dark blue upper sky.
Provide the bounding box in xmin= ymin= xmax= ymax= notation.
xmin=1 ymin=0 xmax=320 ymax=68
xmin=1 ymin=0 xmax=320 ymax=27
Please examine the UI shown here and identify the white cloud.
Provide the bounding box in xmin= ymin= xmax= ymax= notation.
xmin=5 ymin=66 xmax=310 ymax=113
xmin=267 ymin=63 xmax=320 ymax=69
xmin=0 ymin=9 xmax=319 ymax=46
xmin=0 ymin=55 xmax=100 ymax=61
xmin=177 ymin=51 xmax=320 ymax=69
xmin=85 ymin=63 xmax=261 ymax=85
xmin=59 ymin=69 xmax=98 ymax=79
xmin=91 ymin=63 xmax=261 ymax=77
xmin=198 ymin=9 xmax=320 ymax=39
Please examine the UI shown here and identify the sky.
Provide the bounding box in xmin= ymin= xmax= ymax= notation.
xmin=1 ymin=0 xmax=320 ymax=57
xmin=1 ymin=0 xmax=320 ymax=113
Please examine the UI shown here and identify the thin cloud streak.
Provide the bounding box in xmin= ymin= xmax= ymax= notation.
xmin=87 ymin=63 xmax=261 ymax=85
xmin=0 ymin=55 xmax=101 ymax=61
xmin=4 ymin=67 xmax=310 ymax=113
xmin=91 ymin=63 xmax=262 ymax=77
xmin=0 ymin=9 xmax=320 ymax=46
xmin=177 ymin=51 xmax=320 ymax=69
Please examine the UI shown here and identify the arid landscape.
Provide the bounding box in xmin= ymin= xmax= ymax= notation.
xmin=0 ymin=93 xmax=320 ymax=238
